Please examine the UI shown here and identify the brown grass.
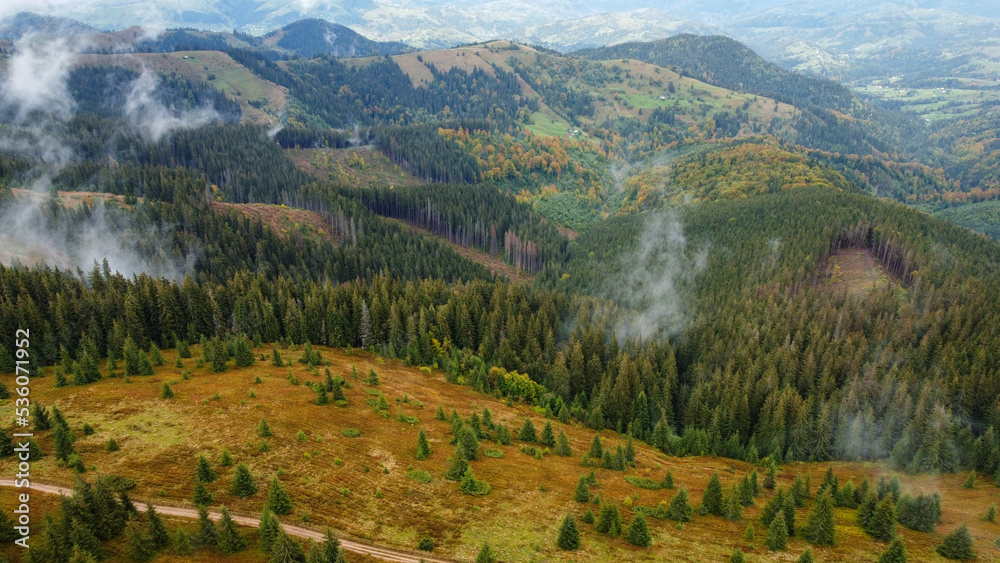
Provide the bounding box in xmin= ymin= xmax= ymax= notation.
xmin=2 ymin=346 xmax=999 ymax=562
xmin=211 ymin=202 xmax=333 ymax=242
xmin=11 ymin=189 xmax=133 ymax=209
xmin=287 ymin=146 xmax=424 ymax=188
xmin=822 ymin=248 xmax=895 ymax=297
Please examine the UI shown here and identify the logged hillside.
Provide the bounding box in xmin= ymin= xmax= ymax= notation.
xmin=3 ymin=345 xmax=1000 ymax=562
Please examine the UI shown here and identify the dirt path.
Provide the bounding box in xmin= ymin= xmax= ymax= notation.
xmin=0 ymin=480 xmax=457 ymax=563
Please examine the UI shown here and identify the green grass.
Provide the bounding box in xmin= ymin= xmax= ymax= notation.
xmin=526 ymin=112 xmax=570 ymax=137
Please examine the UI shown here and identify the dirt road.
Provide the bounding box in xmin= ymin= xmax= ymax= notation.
xmin=0 ymin=480 xmax=458 ymax=563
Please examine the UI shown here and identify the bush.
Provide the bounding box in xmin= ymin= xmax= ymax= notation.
xmin=482 ymin=447 xmax=504 ymax=458
xmin=406 ymin=469 xmax=432 ymax=484
xmin=625 ymin=475 xmax=662 ymax=490
xmin=418 ymin=537 xmax=435 ymax=551
xmin=106 ymin=438 xmax=120 ymax=452
xmin=341 ymin=428 xmax=361 ymax=437
xmin=459 ymin=470 xmax=491 ymax=495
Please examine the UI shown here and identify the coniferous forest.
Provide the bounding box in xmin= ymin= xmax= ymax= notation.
xmin=1 ymin=16 xmax=1000 ymax=563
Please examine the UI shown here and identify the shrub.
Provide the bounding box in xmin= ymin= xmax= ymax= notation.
xmin=406 ymin=469 xmax=432 ymax=484
xmin=482 ymin=447 xmax=504 ymax=458
xmin=625 ymin=476 xmax=662 ymax=490
xmin=106 ymin=438 xmax=120 ymax=452
xmin=418 ymin=537 xmax=435 ymax=551
xmin=341 ymin=428 xmax=361 ymax=437
xmin=459 ymin=470 xmax=491 ymax=495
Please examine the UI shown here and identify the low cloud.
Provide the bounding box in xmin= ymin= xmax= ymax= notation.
xmin=125 ymin=69 xmax=220 ymax=142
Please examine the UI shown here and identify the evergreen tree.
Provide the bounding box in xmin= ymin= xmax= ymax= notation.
xmin=271 ymin=529 xmax=306 ymax=563
xmin=541 ymin=421 xmax=556 ymax=447
xmin=217 ymin=506 xmax=248 ymax=554
xmin=730 ymin=550 xmax=746 ymax=563
xmin=53 ymin=423 xmax=76 ymax=462
xmin=0 ymin=509 xmax=16 ymax=543
xmin=196 ymin=455 xmax=218 ymax=483
xmin=69 ymin=546 xmax=99 ymax=563
xmin=161 ymin=382 xmax=174 ymax=399
xmin=799 ymin=548 xmax=815 ymax=563
xmin=575 ymin=476 xmax=590 ymax=502
xmin=766 ymin=512 xmax=788 ymax=551
xmin=444 ymin=453 xmax=470 ymax=481
xmin=258 ymin=508 xmax=281 ymax=555
xmin=702 ymin=472 xmax=724 ymax=516
xmin=70 ymin=517 xmax=102 ymax=561
xmin=146 ymin=504 xmax=171 ymax=550
xmin=220 ymin=449 xmax=233 ymax=467
xmin=196 ymin=505 xmax=217 ymax=547
xmin=416 ymin=427 xmax=432 ymax=460
xmin=32 ymin=404 xmax=51 ymax=431
xmin=661 ymin=469 xmax=675 ymax=489
xmin=258 ymin=418 xmax=273 ymax=437
xmin=315 ymin=387 xmax=329 ymax=405
xmin=268 ymin=478 xmax=294 ymax=515
xmin=738 ymin=474 xmax=755 ymax=506
xmin=866 ymin=497 xmax=897 ymax=542
xmin=457 ymin=424 xmax=480 ymax=460
xmin=556 ymin=513 xmax=580 ymax=550
xmin=588 ymin=434 xmax=603 ymax=459
xmin=0 ymin=428 xmax=13 ymax=457
xmin=321 ymin=528 xmax=341 ymax=562
xmin=626 ymin=513 xmax=652 ymax=547
xmin=519 ymin=418 xmax=537 ymax=442
xmin=555 ymin=431 xmax=573 ymax=456
xmin=193 ymin=482 xmax=214 ymax=506
xmin=230 ymin=463 xmax=258 ymax=497
xmin=625 ymin=433 xmax=636 ymax=464
xmin=174 ymin=528 xmax=192 ymax=555
xmin=595 ymin=504 xmax=623 ymax=537
xmin=107 ymin=438 xmax=120 ymax=452
xmin=804 ymin=490 xmax=835 ymax=546
xmin=475 ymin=543 xmax=497 ymax=563
xmin=936 ymin=524 xmax=975 ymax=560
xmin=126 ymin=521 xmax=155 ymax=562
xmin=666 ymin=487 xmax=693 ymax=522
xmin=877 ymin=539 xmax=907 ymax=563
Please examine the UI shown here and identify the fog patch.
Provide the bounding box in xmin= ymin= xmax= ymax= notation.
xmin=125 ymin=69 xmax=220 ymax=142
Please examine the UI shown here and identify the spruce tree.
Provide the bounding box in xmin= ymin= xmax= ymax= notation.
xmin=595 ymin=504 xmax=623 ymax=537
xmin=32 ymin=404 xmax=51 ymax=431
xmin=220 ymin=449 xmax=233 ymax=467
xmin=799 ymin=548 xmax=815 ymax=563
xmin=196 ymin=455 xmax=218 ymax=483
xmin=519 ymin=418 xmax=537 ymax=442
xmin=196 ymin=505 xmax=217 ymax=547
xmin=804 ymin=490 xmax=835 ymax=546
xmin=588 ymin=434 xmax=603 ymax=459
xmin=444 ymin=453 xmax=470 ymax=481
xmin=258 ymin=418 xmax=273 ymax=438
xmin=0 ymin=428 xmax=13 ymax=457
xmin=146 ymin=504 xmax=171 ymax=549
xmin=321 ymin=528 xmax=341 ymax=562
xmin=161 ymin=383 xmax=174 ymax=399
xmin=936 ymin=524 xmax=975 ymax=560
xmin=217 ymin=506 xmax=248 ymax=554
xmin=555 ymin=431 xmax=573 ymax=456
xmin=877 ymin=539 xmax=907 ymax=563
xmin=126 ymin=521 xmax=155 ymax=562
xmin=661 ymin=469 xmax=675 ymax=489
xmin=702 ymin=472 xmax=724 ymax=516
xmin=174 ymin=528 xmax=192 ymax=555
xmin=556 ymin=514 xmax=580 ymax=550
xmin=230 ymin=463 xmax=257 ymax=497
xmin=271 ymin=529 xmax=306 ymax=563
xmin=0 ymin=509 xmax=16 ymax=543
xmin=268 ymin=478 xmax=293 ymax=515
xmin=416 ymin=427 xmax=432 ymax=460
xmin=193 ymin=482 xmax=214 ymax=506
xmin=730 ymin=550 xmax=746 ymax=563
xmin=107 ymin=438 xmax=120 ymax=452
xmin=575 ymin=476 xmax=590 ymax=502
xmin=70 ymin=518 xmax=102 ymax=561
xmin=258 ymin=508 xmax=281 ymax=555
xmin=626 ymin=513 xmax=652 ymax=547
xmin=866 ymin=497 xmax=897 ymax=542
xmin=766 ymin=512 xmax=788 ymax=551
xmin=476 ymin=543 xmax=497 ymax=563
xmin=315 ymin=387 xmax=329 ymax=405
xmin=541 ymin=421 xmax=556 ymax=447
xmin=666 ymin=487 xmax=693 ymax=522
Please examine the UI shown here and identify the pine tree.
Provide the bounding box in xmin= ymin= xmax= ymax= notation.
xmin=595 ymin=503 xmax=623 ymax=537
xmin=271 ymin=529 xmax=306 ymax=563
xmin=626 ymin=513 xmax=652 ymax=547
xmin=230 ymin=463 xmax=257 ymax=497
xmin=702 ymin=472 xmax=724 ymax=516
xmin=146 ymin=504 xmax=171 ymax=549
xmin=738 ymin=474 xmax=755 ymax=506
xmin=193 ymin=482 xmax=214 ymax=506
xmin=217 ymin=506 xmax=248 ymax=554
xmin=126 ymin=521 xmax=155 ymax=562
xmin=366 ymin=367 xmax=379 ymax=385
xmin=667 ymin=487 xmax=693 ymax=522
xmin=866 ymin=497 xmax=897 ymax=542
xmin=0 ymin=427 xmax=13 ymax=457
xmin=661 ymin=469 xmax=675 ymax=489
xmin=804 ymin=490 xmax=835 ymax=546
xmin=575 ymin=475 xmax=590 ymax=502
xmin=174 ymin=528 xmax=192 ymax=555
xmin=936 ymin=524 xmax=975 ymax=560
xmin=457 ymin=424 xmax=479 ymax=460
xmin=160 ymin=382 xmax=174 ymax=399
xmin=475 ymin=543 xmax=497 ymax=563
xmin=315 ymin=387 xmax=329 ymax=405
xmin=321 ymin=528 xmax=341 ymax=562
xmin=625 ymin=433 xmax=636 ymax=464
xmin=268 ymin=478 xmax=293 ymax=515
xmin=730 ymin=550 xmax=746 ymax=563
xmin=799 ymin=548 xmax=815 ymax=563
xmin=32 ymin=404 xmax=51 ymax=431
xmin=196 ymin=505 xmax=217 ymax=547
xmin=588 ymin=434 xmax=603 ymax=459
xmin=0 ymin=509 xmax=16 ymax=543
xmin=258 ymin=508 xmax=281 ymax=555
xmin=70 ymin=517 xmax=102 ymax=561
xmin=196 ymin=455 xmax=218 ymax=483
xmin=556 ymin=513 xmax=580 ymax=550
xmin=107 ymin=438 xmax=120 ymax=452
xmin=53 ymin=423 xmax=76 ymax=462
xmin=412 ymin=427 xmax=432 ymax=460
xmin=258 ymin=418 xmax=273 ymax=437
xmin=555 ymin=431 xmax=573 ymax=456
xmin=220 ymin=449 xmax=233 ymax=467
xmin=766 ymin=512 xmax=788 ymax=551
xmin=519 ymin=418 xmax=537 ymax=442
xmin=444 ymin=453 xmax=470 ymax=481
xmin=541 ymin=421 xmax=556 ymax=447
xmin=877 ymin=539 xmax=907 ymax=563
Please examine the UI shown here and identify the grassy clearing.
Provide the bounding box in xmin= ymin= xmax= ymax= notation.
xmin=287 ymin=146 xmax=424 ymax=188
xmin=2 ymin=346 xmax=999 ymax=561
xmin=526 ymin=112 xmax=571 ymax=137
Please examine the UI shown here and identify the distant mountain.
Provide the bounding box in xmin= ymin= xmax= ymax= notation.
xmin=0 ymin=12 xmax=97 ymax=39
xmin=520 ymin=9 xmax=720 ymax=52
xmin=262 ymin=18 xmax=410 ymax=58
xmin=575 ymin=34 xmax=856 ymax=112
